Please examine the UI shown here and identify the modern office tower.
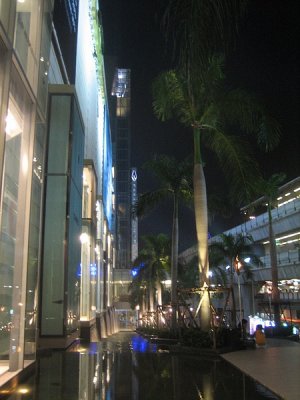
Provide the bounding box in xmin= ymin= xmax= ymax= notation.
xmin=111 ymin=68 xmax=132 ymax=270
xmin=108 ymin=68 xmax=138 ymax=326
xmin=0 ymin=0 xmax=54 ymax=380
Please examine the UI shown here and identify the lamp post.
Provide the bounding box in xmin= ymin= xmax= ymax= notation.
xmin=234 ymin=256 xmax=243 ymax=325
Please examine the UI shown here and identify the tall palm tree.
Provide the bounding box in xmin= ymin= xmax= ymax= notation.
xmin=130 ymin=234 xmax=170 ymax=314
xmin=209 ymin=233 xmax=258 ymax=326
xmin=134 ymin=155 xmax=193 ymax=330
xmin=254 ymin=173 xmax=286 ymax=327
xmin=152 ymin=57 xmax=280 ymax=331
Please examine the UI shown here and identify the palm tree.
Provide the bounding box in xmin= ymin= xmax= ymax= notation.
xmin=253 ymin=173 xmax=286 ymax=327
xmin=134 ymin=155 xmax=193 ymax=331
xmin=209 ymin=233 xmax=258 ymax=327
xmin=152 ymin=57 xmax=280 ymax=331
xmin=162 ymin=0 xmax=248 ymax=72
xmin=130 ymin=234 xmax=170 ymax=315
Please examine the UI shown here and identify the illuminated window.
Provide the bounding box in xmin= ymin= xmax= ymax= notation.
xmin=116 ymin=97 xmax=130 ymax=117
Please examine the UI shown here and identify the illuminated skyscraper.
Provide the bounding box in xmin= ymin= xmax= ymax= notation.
xmin=111 ymin=68 xmax=134 ymax=269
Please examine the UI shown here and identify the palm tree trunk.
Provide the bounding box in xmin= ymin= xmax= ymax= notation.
xmin=156 ymin=281 xmax=162 ymax=306
xmin=268 ymin=205 xmax=281 ymax=326
xmin=194 ymin=163 xmax=209 ymax=279
xmin=171 ymin=193 xmax=179 ymax=331
xmin=193 ymin=128 xmax=211 ymax=331
xmin=230 ymin=261 xmax=237 ymax=327
xmin=193 ymin=127 xmax=211 ymax=331
xmin=149 ymin=281 xmax=154 ymax=312
xmin=148 ymin=264 xmax=154 ymax=312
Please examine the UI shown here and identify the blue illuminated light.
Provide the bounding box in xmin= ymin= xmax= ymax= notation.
xmin=90 ymin=264 xmax=97 ymax=276
xmin=131 ymin=268 xmax=138 ymax=277
xmin=131 ymin=262 xmax=145 ymax=277
xmin=88 ymin=342 xmax=98 ymax=354
xmin=131 ymin=336 xmax=157 ymax=353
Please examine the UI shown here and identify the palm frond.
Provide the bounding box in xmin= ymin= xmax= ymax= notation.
xmin=203 ymin=127 xmax=261 ymax=205
xmin=253 ymin=172 xmax=286 ymax=207
xmin=152 ymin=70 xmax=198 ymax=126
xmin=138 ymin=154 xmax=194 ymax=213
xmin=133 ymin=189 xmax=171 ymax=218
xmin=163 ymin=0 xmax=248 ymax=69
xmin=220 ymin=89 xmax=281 ymax=151
xmin=152 ymin=70 xmax=185 ymax=121
xmin=207 ymin=192 xmax=232 ymax=222
xmin=257 ymin=114 xmax=281 ymax=152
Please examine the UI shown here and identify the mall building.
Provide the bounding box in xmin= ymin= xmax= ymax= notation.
xmin=179 ymin=176 xmax=300 ymax=332
xmin=0 ymin=0 xmax=118 ymax=388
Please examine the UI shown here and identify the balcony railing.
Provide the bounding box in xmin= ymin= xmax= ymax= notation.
xmin=255 ymin=291 xmax=300 ymax=303
xmin=225 ymin=197 xmax=300 ymax=237
xmin=259 ymin=249 xmax=300 ymax=267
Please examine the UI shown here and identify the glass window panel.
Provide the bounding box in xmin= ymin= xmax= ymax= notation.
xmin=70 ymin=98 xmax=84 ymax=193
xmin=47 ymin=94 xmax=71 ymax=174
xmin=0 ymin=66 xmax=33 ymax=369
xmin=14 ymin=0 xmax=40 ymax=92
xmin=41 ymin=175 xmax=67 ymax=336
xmin=116 ymin=97 xmax=130 ymax=117
xmin=24 ymin=120 xmax=46 ymax=359
xmin=0 ymin=40 xmax=9 ymax=188
xmin=0 ymin=0 xmax=15 ymax=40
xmin=80 ymin=225 xmax=90 ymax=320
xmin=67 ymin=179 xmax=81 ymax=333
xmin=68 ymin=96 xmax=84 ymax=331
xmin=37 ymin=0 xmax=54 ymax=113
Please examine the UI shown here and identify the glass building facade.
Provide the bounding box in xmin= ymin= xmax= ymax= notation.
xmin=0 ymin=0 xmax=54 ymax=375
xmin=0 ymin=0 xmax=116 ymax=387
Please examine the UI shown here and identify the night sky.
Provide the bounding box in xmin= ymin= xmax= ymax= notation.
xmin=101 ymin=0 xmax=300 ymax=251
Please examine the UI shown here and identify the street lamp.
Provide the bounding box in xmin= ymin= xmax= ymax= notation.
xmin=234 ymin=256 xmax=243 ymax=325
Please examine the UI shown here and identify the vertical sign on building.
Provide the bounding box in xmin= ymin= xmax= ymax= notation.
xmin=131 ymin=168 xmax=138 ymax=261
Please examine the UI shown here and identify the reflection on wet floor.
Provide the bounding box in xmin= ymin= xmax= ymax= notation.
xmin=3 ymin=332 xmax=281 ymax=400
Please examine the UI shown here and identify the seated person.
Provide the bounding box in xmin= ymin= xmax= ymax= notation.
xmin=255 ymin=324 xmax=266 ymax=347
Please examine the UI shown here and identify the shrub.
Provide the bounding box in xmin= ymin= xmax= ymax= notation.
xmin=180 ymin=327 xmax=213 ymax=348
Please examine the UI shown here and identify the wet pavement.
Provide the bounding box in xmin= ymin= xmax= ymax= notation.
xmin=222 ymin=338 xmax=300 ymax=400
xmin=2 ymin=332 xmax=282 ymax=399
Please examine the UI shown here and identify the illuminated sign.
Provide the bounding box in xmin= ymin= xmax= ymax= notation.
xmin=131 ymin=168 xmax=138 ymax=261
xmin=131 ymin=169 xmax=137 ymax=182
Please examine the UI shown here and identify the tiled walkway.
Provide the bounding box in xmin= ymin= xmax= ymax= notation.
xmin=221 ymin=338 xmax=300 ymax=400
